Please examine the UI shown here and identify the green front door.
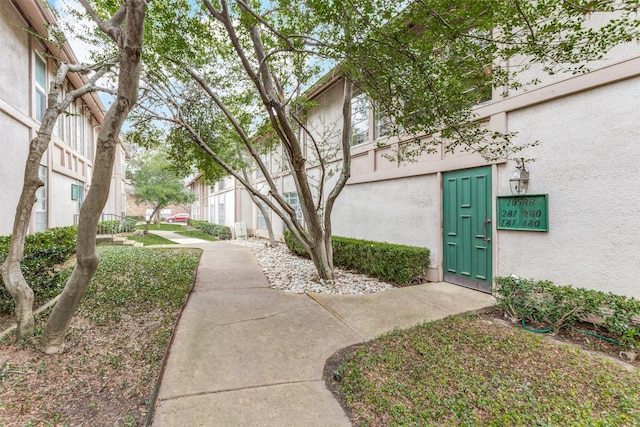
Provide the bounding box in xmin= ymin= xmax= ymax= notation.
xmin=443 ymin=167 xmax=492 ymax=293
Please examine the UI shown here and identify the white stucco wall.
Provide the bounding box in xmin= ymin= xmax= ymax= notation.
xmin=0 ymin=2 xmax=31 ymax=236
xmin=0 ymin=115 xmax=30 ymax=235
xmin=497 ymin=78 xmax=640 ymax=298
xmin=332 ymin=175 xmax=439 ymax=272
xmin=0 ymin=1 xmax=30 ymax=114
xmin=49 ymin=175 xmax=79 ymax=228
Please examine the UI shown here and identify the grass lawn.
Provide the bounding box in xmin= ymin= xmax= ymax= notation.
xmin=134 ymin=223 xmax=186 ymax=231
xmin=0 ymin=246 xmax=200 ymax=426
xmin=126 ymin=232 xmax=177 ymax=245
xmin=328 ymin=315 xmax=640 ymax=426
xmin=175 ymin=230 xmax=218 ymax=241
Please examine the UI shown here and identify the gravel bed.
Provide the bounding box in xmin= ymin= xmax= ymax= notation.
xmin=229 ymin=239 xmax=394 ymax=295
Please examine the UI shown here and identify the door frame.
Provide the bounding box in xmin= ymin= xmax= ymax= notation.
xmin=441 ymin=166 xmax=495 ymax=293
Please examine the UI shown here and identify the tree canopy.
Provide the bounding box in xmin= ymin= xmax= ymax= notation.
xmin=129 ymin=151 xmax=196 ymax=228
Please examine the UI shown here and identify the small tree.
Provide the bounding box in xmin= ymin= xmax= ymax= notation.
xmin=129 ymin=152 xmax=196 ymax=234
xmin=135 ymin=0 xmax=640 ymax=281
xmin=41 ymin=0 xmax=147 ymax=354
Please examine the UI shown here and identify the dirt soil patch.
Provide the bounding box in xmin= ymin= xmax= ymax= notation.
xmin=1 ymin=310 xmax=170 ymax=426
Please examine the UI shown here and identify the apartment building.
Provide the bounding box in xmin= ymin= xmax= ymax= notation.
xmin=0 ymin=0 xmax=128 ymax=236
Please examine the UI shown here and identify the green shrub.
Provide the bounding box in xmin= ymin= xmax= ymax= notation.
xmin=283 ymin=230 xmax=430 ymax=285
xmin=495 ymin=276 xmax=640 ymax=349
xmin=0 ymin=226 xmax=77 ymax=314
xmin=187 ymin=219 xmax=207 ymax=229
xmin=97 ymin=220 xmax=121 ymax=234
xmin=192 ymin=221 xmax=232 ymax=240
xmin=97 ymin=218 xmax=137 ymax=234
xmin=121 ymin=217 xmax=138 ymax=232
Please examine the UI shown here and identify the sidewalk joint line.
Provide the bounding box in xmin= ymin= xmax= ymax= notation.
xmin=212 ymin=303 xmax=318 ymax=327
xmin=157 ymin=379 xmax=324 ymax=402
xmin=305 ymin=292 xmax=364 ymax=340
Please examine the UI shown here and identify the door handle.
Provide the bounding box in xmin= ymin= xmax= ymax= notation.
xmin=483 ymin=217 xmax=491 ymax=242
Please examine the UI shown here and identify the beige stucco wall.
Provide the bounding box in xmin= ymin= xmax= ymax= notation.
xmin=0 ymin=114 xmax=30 ymax=235
xmin=333 ymin=175 xmax=439 ymax=273
xmin=0 ymin=1 xmax=30 ymax=114
xmin=0 ymin=1 xmax=32 ymax=235
xmin=496 ymin=78 xmax=640 ymax=298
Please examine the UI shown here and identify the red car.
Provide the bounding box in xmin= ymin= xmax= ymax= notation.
xmin=166 ymin=213 xmax=190 ymax=223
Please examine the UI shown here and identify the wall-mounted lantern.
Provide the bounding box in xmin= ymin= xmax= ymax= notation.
xmin=509 ymin=158 xmax=529 ymax=195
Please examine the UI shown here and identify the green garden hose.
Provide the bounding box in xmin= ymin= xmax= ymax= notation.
xmin=520 ymin=319 xmax=622 ymax=346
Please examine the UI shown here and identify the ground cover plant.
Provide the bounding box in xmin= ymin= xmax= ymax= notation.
xmin=0 ymin=246 xmax=200 ymax=425
xmin=134 ymin=223 xmax=185 ymax=231
xmin=326 ymin=316 xmax=640 ymax=427
xmin=175 ymin=230 xmax=218 ymax=241
xmin=125 ymin=233 xmax=177 ymax=246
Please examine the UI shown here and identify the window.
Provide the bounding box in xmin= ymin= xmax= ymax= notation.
xmin=218 ymin=178 xmax=226 ymax=190
xmin=256 ymin=154 xmax=268 ymax=178
xmin=35 ymin=55 xmax=47 ymax=122
xmin=284 ymin=192 xmax=303 ymax=221
xmin=79 ymin=111 xmax=85 ymax=155
xmin=86 ymin=118 xmax=93 ymax=160
xmin=375 ymin=109 xmax=392 ymax=140
xmin=77 ymin=182 xmax=85 ymax=211
xmin=256 ymin=200 xmax=270 ymax=230
xmin=217 ymin=199 xmax=225 ymax=225
xmin=35 ymin=165 xmax=47 ymax=232
xmin=350 ymin=92 xmax=370 ymax=146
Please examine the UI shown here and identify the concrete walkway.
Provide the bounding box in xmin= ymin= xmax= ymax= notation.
xmin=149 ymin=238 xmax=495 ymax=426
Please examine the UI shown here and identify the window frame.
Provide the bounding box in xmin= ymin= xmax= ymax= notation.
xmin=34 ymin=53 xmax=47 ymax=122
xmin=283 ymin=191 xmax=303 ymax=222
xmin=350 ymin=92 xmax=370 ymax=146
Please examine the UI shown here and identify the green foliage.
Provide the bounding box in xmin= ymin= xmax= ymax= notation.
xmin=495 ymin=276 xmax=640 ymax=349
xmin=284 ymin=230 xmax=429 ymax=284
xmin=0 ymin=227 xmax=77 ymax=314
xmin=126 ymin=233 xmax=177 ymax=246
xmin=80 ymin=246 xmax=200 ymax=323
xmin=175 ymin=230 xmax=218 ymax=242
xmin=135 ymin=223 xmax=184 ymax=231
xmin=97 ymin=218 xmax=137 ymax=234
xmin=333 ymin=316 xmax=640 ymax=426
xmin=187 ymin=219 xmax=207 ymax=229
xmin=97 ymin=220 xmax=121 ymax=235
xmin=190 ymin=221 xmax=232 ymax=240
xmin=121 ymin=217 xmax=138 ymax=232
xmin=301 ymin=0 xmax=640 ymax=161
xmin=128 ymin=152 xmax=196 ymax=215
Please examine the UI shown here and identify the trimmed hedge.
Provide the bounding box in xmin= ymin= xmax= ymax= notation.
xmin=284 ymin=230 xmax=430 ymax=285
xmin=97 ymin=218 xmax=137 ymax=234
xmin=495 ymin=276 xmax=640 ymax=350
xmin=188 ymin=220 xmax=232 ymax=240
xmin=0 ymin=226 xmax=77 ymax=314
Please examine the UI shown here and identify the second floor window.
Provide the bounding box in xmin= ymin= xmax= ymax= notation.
xmin=35 ymin=55 xmax=47 ymax=122
xmin=351 ymin=92 xmax=369 ymax=146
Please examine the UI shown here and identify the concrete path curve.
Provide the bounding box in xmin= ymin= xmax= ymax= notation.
xmin=149 ymin=239 xmax=495 ymax=426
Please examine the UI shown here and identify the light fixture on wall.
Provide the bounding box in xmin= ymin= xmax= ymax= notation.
xmin=510 ymin=158 xmax=529 ymax=195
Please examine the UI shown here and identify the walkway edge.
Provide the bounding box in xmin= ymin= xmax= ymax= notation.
xmin=145 ymin=247 xmax=204 ymax=427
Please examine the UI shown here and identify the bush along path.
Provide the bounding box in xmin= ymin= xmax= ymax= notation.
xmin=0 ymin=246 xmax=200 ymax=426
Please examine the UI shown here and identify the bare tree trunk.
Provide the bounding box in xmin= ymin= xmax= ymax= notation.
xmin=145 ymin=205 xmax=161 ymax=235
xmin=1 ymin=139 xmax=50 ymax=340
xmin=41 ymin=0 xmax=146 ymax=354
xmin=1 ymin=62 xmax=106 ymax=341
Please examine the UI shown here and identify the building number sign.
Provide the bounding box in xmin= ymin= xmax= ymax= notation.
xmin=497 ymin=194 xmax=549 ymax=232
